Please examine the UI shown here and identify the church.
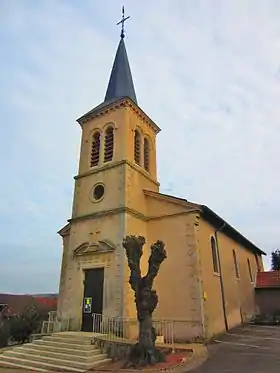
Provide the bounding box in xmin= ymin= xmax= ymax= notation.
xmin=57 ymin=19 xmax=265 ymax=341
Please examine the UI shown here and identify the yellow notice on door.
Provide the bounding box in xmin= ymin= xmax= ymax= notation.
xmin=83 ymin=297 xmax=92 ymax=313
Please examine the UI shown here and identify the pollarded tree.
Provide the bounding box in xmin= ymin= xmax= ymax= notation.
xmin=271 ymin=249 xmax=280 ymax=271
xmin=122 ymin=235 xmax=167 ymax=368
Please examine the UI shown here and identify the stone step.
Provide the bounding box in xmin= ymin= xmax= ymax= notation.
xmin=0 ymin=332 xmax=110 ymax=372
xmin=0 ymin=355 xmax=87 ymax=372
xmin=17 ymin=345 xmax=100 ymax=360
xmin=33 ymin=339 xmax=94 ymax=350
xmin=52 ymin=332 xmax=93 ymax=340
xmin=0 ymin=358 xmax=49 ymax=372
xmin=43 ymin=335 xmax=92 ymax=345
xmin=21 ymin=342 xmax=97 ymax=356
xmin=3 ymin=350 xmax=108 ymax=369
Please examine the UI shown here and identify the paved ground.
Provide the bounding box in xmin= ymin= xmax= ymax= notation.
xmin=190 ymin=324 xmax=280 ymax=373
xmin=1 ymin=325 xmax=279 ymax=372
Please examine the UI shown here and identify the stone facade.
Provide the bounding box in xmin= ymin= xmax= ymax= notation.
xmin=198 ymin=220 xmax=263 ymax=337
xmin=57 ymin=40 xmax=265 ymax=340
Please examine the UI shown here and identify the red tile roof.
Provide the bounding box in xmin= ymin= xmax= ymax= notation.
xmin=256 ymin=271 xmax=280 ymax=288
xmin=0 ymin=294 xmax=57 ymax=315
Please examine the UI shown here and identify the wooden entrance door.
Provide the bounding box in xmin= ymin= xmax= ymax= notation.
xmin=81 ymin=268 xmax=104 ymax=332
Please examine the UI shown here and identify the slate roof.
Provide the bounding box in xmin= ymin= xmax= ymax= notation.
xmin=255 ymin=271 xmax=280 ymax=288
xmin=104 ymin=38 xmax=137 ymax=104
xmin=144 ymin=190 xmax=266 ymax=256
xmin=200 ymin=205 xmax=266 ymax=256
xmin=77 ymin=37 xmax=137 ymax=124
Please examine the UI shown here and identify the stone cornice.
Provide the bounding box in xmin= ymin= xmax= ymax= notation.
xmin=74 ymin=159 xmax=160 ymax=187
xmin=143 ymin=189 xmax=201 ymax=210
xmin=69 ymin=206 xmax=147 ymax=223
xmin=57 ymin=223 xmax=71 ymax=237
xmin=148 ymin=210 xmax=200 ymax=221
xmin=125 ymin=99 xmax=161 ymax=135
xmin=68 ymin=206 xmax=197 ymax=224
xmin=77 ymin=97 xmax=161 ymax=135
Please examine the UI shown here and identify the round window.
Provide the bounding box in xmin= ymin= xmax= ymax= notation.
xmin=92 ymin=184 xmax=105 ymax=201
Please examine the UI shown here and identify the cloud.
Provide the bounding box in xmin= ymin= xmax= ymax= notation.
xmin=1 ymin=0 xmax=280 ymax=292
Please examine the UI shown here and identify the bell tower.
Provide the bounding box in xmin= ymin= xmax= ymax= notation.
xmin=58 ymin=8 xmax=161 ymax=328
xmin=72 ymin=26 xmax=160 ymax=220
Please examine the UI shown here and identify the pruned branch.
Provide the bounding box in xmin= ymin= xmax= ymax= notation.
xmin=123 ymin=235 xmax=145 ymax=292
xmin=143 ymin=240 xmax=167 ymax=289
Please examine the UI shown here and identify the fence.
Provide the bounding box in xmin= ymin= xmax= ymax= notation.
xmin=41 ymin=319 xmax=71 ymax=334
xmin=48 ymin=311 xmax=58 ymax=322
xmin=92 ymin=313 xmax=176 ymax=351
xmin=41 ymin=311 xmax=71 ymax=334
xmin=41 ymin=311 xmax=201 ymax=347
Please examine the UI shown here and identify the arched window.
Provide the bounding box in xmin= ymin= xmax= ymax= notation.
xmin=233 ymin=249 xmax=239 ymax=278
xmin=247 ymin=258 xmax=253 ymax=282
xmin=210 ymin=236 xmax=219 ymax=274
xmin=104 ymin=126 xmax=114 ymax=162
xmin=134 ymin=129 xmax=141 ymax=165
xmin=144 ymin=138 xmax=149 ymax=172
xmin=90 ymin=131 xmax=101 ymax=167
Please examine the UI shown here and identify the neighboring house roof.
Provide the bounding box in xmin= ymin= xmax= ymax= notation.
xmin=0 ymin=304 xmax=8 ymax=312
xmin=0 ymin=294 xmax=57 ymax=315
xmin=144 ymin=190 xmax=266 ymax=256
xmin=35 ymin=297 xmax=57 ymax=309
xmin=255 ymin=271 xmax=280 ymax=288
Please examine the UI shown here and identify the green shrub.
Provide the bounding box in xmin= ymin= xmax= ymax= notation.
xmin=10 ymin=304 xmax=41 ymax=344
xmin=0 ymin=321 xmax=10 ymax=348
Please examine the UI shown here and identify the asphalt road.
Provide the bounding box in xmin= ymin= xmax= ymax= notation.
xmin=191 ymin=324 xmax=280 ymax=373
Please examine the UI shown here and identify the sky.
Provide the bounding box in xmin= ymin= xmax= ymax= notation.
xmin=1 ymin=0 xmax=280 ymax=293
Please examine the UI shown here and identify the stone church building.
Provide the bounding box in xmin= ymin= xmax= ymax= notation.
xmin=57 ymin=31 xmax=265 ymax=340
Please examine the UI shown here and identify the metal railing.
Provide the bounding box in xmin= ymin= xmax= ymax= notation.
xmin=41 ymin=319 xmax=71 ymax=334
xmin=48 ymin=311 xmax=58 ymax=322
xmin=92 ymin=313 xmax=176 ymax=351
xmin=40 ymin=311 xmax=71 ymax=334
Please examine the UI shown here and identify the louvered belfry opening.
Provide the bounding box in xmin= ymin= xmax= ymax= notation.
xmin=144 ymin=138 xmax=149 ymax=172
xmin=134 ymin=130 xmax=141 ymax=165
xmin=104 ymin=127 xmax=114 ymax=162
xmin=90 ymin=131 xmax=101 ymax=167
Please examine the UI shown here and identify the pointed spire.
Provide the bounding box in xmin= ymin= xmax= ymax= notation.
xmin=104 ymin=7 xmax=137 ymax=104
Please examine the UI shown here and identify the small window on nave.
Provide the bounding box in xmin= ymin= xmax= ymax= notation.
xmin=90 ymin=131 xmax=101 ymax=167
xmin=233 ymin=249 xmax=240 ymax=278
xmin=104 ymin=126 xmax=114 ymax=162
xmin=210 ymin=236 xmax=219 ymax=274
xmin=247 ymin=258 xmax=253 ymax=282
xmin=134 ymin=129 xmax=141 ymax=165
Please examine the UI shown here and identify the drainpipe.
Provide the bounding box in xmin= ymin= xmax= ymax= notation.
xmin=214 ymin=222 xmax=229 ymax=331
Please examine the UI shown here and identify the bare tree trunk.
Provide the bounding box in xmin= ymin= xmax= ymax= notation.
xmin=123 ymin=236 xmax=167 ymax=368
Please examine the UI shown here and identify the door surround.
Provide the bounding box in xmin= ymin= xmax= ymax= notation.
xmin=81 ymin=267 xmax=105 ymax=332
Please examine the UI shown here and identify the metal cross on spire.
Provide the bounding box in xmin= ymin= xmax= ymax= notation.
xmin=117 ymin=6 xmax=130 ymax=39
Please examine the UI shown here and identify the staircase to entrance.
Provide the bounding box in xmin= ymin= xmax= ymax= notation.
xmin=0 ymin=332 xmax=111 ymax=372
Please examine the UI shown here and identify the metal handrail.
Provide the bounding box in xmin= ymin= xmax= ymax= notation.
xmin=91 ymin=313 xmax=200 ymax=352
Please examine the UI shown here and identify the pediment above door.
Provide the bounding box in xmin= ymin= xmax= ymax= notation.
xmin=73 ymin=239 xmax=116 ymax=257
